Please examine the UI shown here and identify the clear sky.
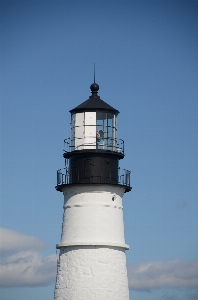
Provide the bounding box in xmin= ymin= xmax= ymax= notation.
xmin=0 ymin=1 xmax=198 ymax=299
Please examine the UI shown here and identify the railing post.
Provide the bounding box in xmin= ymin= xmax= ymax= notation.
xmin=57 ymin=170 xmax=61 ymax=185
xmin=118 ymin=167 xmax=120 ymax=184
xmin=123 ymin=169 xmax=126 ymax=185
xmin=66 ymin=168 xmax=69 ymax=184
xmin=129 ymin=171 xmax=131 ymax=186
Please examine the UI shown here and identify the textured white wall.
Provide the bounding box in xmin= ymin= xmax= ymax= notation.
xmin=54 ymin=185 xmax=129 ymax=300
xmin=54 ymin=246 xmax=129 ymax=300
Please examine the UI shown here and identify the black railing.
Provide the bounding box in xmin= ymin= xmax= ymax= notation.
xmin=63 ymin=137 xmax=124 ymax=155
xmin=57 ymin=167 xmax=131 ymax=188
xmin=57 ymin=168 xmax=70 ymax=185
xmin=118 ymin=169 xmax=131 ymax=187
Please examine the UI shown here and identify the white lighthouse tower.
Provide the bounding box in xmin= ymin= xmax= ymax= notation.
xmin=54 ymin=80 xmax=131 ymax=300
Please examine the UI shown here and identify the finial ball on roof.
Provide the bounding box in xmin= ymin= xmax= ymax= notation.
xmin=90 ymin=83 xmax=99 ymax=93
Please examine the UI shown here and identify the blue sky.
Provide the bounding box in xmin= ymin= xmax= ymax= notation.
xmin=0 ymin=0 xmax=198 ymax=299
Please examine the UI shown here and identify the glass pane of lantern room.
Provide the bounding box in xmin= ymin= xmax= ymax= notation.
xmin=96 ymin=112 xmax=107 ymax=150
xmin=107 ymin=113 xmax=116 ymax=151
xmin=75 ymin=112 xmax=84 ymax=150
xmin=84 ymin=112 xmax=96 ymax=149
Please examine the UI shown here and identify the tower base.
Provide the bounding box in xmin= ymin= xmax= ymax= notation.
xmin=54 ymin=245 xmax=129 ymax=300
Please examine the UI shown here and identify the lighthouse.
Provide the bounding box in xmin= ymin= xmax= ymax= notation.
xmin=54 ymin=80 xmax=131 ymax=300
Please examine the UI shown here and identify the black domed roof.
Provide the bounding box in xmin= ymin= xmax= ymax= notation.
xmin=70 ymin=82 xmax=119 ymax=114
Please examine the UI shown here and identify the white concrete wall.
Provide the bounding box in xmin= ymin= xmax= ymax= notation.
xmin=54 ymin=185 xmax=129 ymax=300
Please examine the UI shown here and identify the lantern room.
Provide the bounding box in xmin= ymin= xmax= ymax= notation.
xmin=67 ymin=82 xmax=124 ymax=154
xmin=70 ymin=110 xmax=118 ymax=151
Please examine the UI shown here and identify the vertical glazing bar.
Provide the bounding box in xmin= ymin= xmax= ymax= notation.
xmin=113 ymin=114 xmax=116 ymax=151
